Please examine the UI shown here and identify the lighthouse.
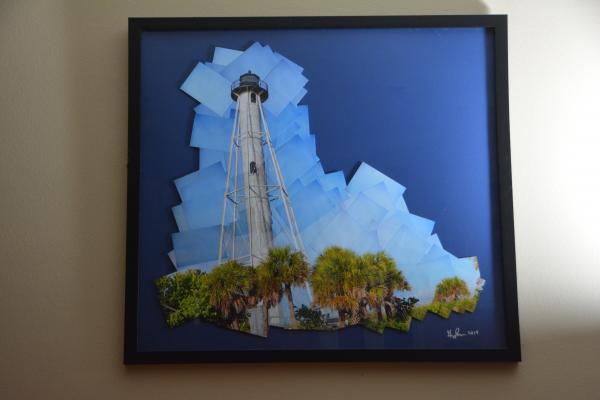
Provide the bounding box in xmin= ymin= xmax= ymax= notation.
xmin=218 ymin=71 xmax=304 ymax=268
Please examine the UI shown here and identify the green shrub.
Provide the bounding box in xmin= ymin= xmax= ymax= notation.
xmin=386 ymin=317 xmax=412 ymax=332
xmin=156 ymin=270 xmax=217 ymax=328
xmin=295 ymin=305 xmax=327 ymax=330
xmin=428 ymin=301 xmax=453 ymax=318
xmin=410 ymin=305 xmax=429 ymax=321
xmin=362 ymin=314 xmax=386 ymax=333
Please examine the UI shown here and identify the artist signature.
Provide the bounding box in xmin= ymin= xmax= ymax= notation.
xmin=446 ymin=328 xmax=479 ymax=340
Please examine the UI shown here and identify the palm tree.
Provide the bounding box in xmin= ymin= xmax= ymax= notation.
xmin=256 ymin=247 xmax=309 ymax=332
xmin=256 ymin=254 xmax=284 ymax=336
xmin=362 ymin=252 xmax=411 ymax=321
xmin=205 ymin=260 xmax=256 ymax=330
xmin=343 ymin=256 xmax=369 ymax=324
xmin=361 ymin=252 xmax=386 ymax=321
xmin=312 ymin=246 xmax=366 ymax=327
xmin=434 ymin=277 xmax=470 ymax=303
xmin=276 ymin=247 xmax=310 ymax=327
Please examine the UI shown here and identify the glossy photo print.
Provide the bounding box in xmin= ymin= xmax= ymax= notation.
xmin=126 ymin=16 xmax=520 ymax=363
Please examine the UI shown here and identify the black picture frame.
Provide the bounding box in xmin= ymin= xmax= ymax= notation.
xmin=125 ymin=15 xmax=520 ymax=364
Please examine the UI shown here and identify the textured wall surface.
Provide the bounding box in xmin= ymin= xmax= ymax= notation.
xmin=0 ymin=1 xmax=599 ymax=399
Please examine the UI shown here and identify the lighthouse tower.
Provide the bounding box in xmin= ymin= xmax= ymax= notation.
xmin=218 ymin=72 xmax=304 ymax=268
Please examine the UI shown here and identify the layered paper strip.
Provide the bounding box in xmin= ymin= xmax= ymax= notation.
xmin=167 ymin=43 xmax=484 ymax=331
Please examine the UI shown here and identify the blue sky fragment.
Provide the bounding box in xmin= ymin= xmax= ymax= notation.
xmin=316 ymin=178 xmax=346 ymax=202
xmin=194 ymin=102 xmax=235 ymax=117
xmin=319 ymin=171 xmax=346 ymax=192
xmin=212 ymin=47 xmax=243 ymax=66
xmin=273 ymin=109 xmax=310 ymax=149
xmin=377 ymin=215 xmax=411 ymax=248
xmin=264 ymin=103 xmax=305 ymax=135
xmin=174 ymin=163 xmax=226 ymax=202
xmin=270 ymin=202 xmax=290 ymax=237
xmin=451 ymin=257 xmax=483 ymax=295
xmin=400 ymin=267 xmax=431 ymax=303
xmin=217 ymin=217 xmax=252 ymax=260
xmin=199 ymin=148 xmax=227 ymax=170
xmin=262 ymin=86 xmax=291 ymax=116
xmin=361 ymin=182 xmax=397 ymax=211
xmin=408 ymin=214 xmax=435 ymax=237
xmin=171 ymin=205 xmax=189 ymax=232
xmin=205 ymin=62 xmax=225 ymax=73
xmin=299 ymin=162 xmax=325 ymax=186
xmin=180 ymin=62 xmax=233 ymax=116
xmin=348 ymin=162 xmax=406 ymax=200
xmin=420 ymin=243 xmax=451 ymax=263
xmin=263 ymin=106 xmax=310 ymax=151
xmin=298 ymin=211 xmax=338 ymax=262
xmin=190 ymin=113 xmax=233 ymax=151
xmin=276 ymin=135 xmax=319 ymax=186
xmin=292 ymin=87 xmax=307 ymax=105
xmin=289 ymin=181 xmax=338 ymax=231
xmin=168 ymin=250 xmax=220 ymax=273
xmin=194 ymin=104 xmax=221 ymax=117
xmin=266 ymin=59 xmax=308 ymax=100
xmin=263 ymin=59 xmax=308 ymax=115
xmin=422 ymin=256 xmax=457 ymax=303
xmin=383 ymin=224 xmax=434 ymax=266
xmin=394 ymin=195 xmax=409 ymax=213
xmin=271 ymin=121 xmax=301 ymax=149
xmin=402 ymin=255 xmax=455 ymax=303
xmin=342 ymin=193 xmax=388 ymax=231
xmin=172 ymin=225 xmax=221 ymax=267
xmin=284 ymin=178 xmax=306 ymax=198
xmin=429 ymin=233 xmax=442 ymax=248
xmin=168 ymin=250 xmax=177 ymax=267
xmin=221 ymin=42 xmax=279 ymax=83
xmin=318 ymin=210 xmax=381 ymax=255
xmin=376 ymin=210 xmax=436 ymax=248
xmin=181 ymin=188 xmax=232 ymax=229
xmin=321 ymin=184 xmax=345 ymax=204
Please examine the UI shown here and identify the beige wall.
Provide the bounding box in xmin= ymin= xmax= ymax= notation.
xmin=1 ymin=1 xmax=599 ymax=398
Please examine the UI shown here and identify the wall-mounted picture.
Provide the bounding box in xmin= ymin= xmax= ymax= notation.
xmin=125 ymin=16 xmax=520 ymax=363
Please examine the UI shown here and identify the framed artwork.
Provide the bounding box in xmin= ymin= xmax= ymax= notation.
xmin=125 ymin=15 xmax=520 ymax=363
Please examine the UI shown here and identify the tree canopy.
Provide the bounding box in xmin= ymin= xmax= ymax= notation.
xmin=361 ymin=251 xmax=411 ymax=321
xmin=204 ymin=260 xmax=257 ymax=329
xmin=155 ymin=270 xmax=216 ymax=328
xmin=311 ymin=247 xmax=413 ymax=325
xmin=312 ymin=246 xmax=365 ymax=325
xmin=257 ymin=246 xmax=309 ymax=329
xmin=434 ymin=277 xmax=470 ymax=303
xmin=156 ymin=246 xmax=421 ymax=334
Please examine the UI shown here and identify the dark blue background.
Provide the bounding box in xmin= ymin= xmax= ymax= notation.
xmin=138 ymin=27 xmax=505 ymax=351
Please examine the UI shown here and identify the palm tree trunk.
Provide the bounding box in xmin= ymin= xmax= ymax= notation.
xmin=384 ymin=301 xmax=393 ymax=319
xmin=359 ymin=304 xmax=368 ymax=322
xmin=338 ymin=310 xmax=346 ymax=328
xmin=284 ymin=285 xmax=297 ymax=328
xmin=262 ymin=300 xmax=270 ymax=337
xmin=377 ymin=305 xmax=385 ymax=322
